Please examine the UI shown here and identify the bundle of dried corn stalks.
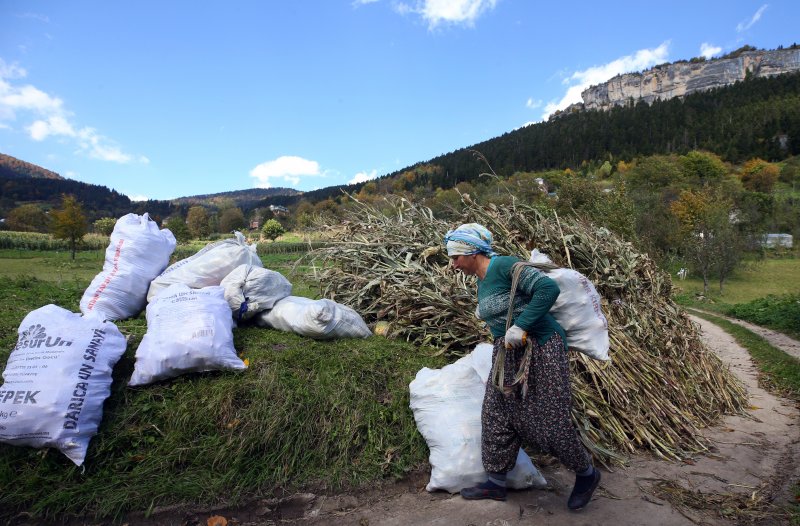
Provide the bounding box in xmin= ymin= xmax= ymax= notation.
xmin=310 ymin=195 xmax=747 ymax=465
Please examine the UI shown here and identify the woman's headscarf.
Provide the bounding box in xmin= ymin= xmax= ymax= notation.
xmin=443 ymin=223 xmax=497 ymax=257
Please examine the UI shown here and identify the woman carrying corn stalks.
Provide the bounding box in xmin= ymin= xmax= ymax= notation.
xmin=444 ymin=223 xmax=600 ymax=511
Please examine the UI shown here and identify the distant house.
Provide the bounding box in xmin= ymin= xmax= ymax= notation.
xmin=269 ymin=205 xmax=289 ymax=215
xmin=761 ymin=233 xmax=793 ymax=248
xmin=250 ymin=220 xmax=260 ymax=230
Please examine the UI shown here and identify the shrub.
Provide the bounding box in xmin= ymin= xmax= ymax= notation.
xmin=726 ymin=293 xmax=800 ymax=340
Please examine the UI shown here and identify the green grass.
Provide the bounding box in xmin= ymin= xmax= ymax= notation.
xmin=688 ymin=310 xmax=800 ymax=401
xmin=0 ymin=267 xmax=444 ymax=521
xmin=725 ymin=294 xmax=800 ymax=340
xmin=673 ymin=257 xmax=800 ymax=318
xmin=0 ymin=231 xmax=109 ymax=251
xmin=0 ymin=249 xmax=105 ymax=283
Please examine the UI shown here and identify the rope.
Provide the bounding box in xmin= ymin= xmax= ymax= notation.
xmin=489 ymin=261 xmax=557 ymax=398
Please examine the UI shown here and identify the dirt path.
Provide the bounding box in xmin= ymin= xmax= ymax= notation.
xmin=150 ymin=316 xmax=799 ymax=526
xmin=690 ymin=309 xmax=800 ymax=361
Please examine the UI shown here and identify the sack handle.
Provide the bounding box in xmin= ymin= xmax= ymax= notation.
xmin=491 ymin=260 xmax=558 ymax=398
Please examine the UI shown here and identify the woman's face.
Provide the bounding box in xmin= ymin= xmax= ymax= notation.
xmin=450 ymin=254 xmax=479 ymax=275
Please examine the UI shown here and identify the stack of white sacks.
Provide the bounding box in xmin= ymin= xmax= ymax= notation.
xmin=0 ymin=212 xmax=176 ymax=466
xmin=0 ymin=215 xmax=373 ymax=465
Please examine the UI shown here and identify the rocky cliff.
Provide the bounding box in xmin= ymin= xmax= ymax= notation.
xmin=558 ymin=47 xmax=800 ymax=117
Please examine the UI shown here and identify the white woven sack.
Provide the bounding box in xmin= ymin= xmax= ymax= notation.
xmin=529 ymin=250 xmax=610 ymax=361
xmin=81 ymin=213 xmax=176 ymax=321
xmin=130 ymin=284 xmax=245 ymax=386
xmin=0 ymin=305 xmax=126 ymax=465
xmin=255 ymin=296 xmax=371 ymax=340
xmin=147 ymin=231 xmax=262 ymax=302
xmin=409 ymin=345 xmax=547 ymax=493
xmin=220 ymin=264 xmax=292 ymax=322
xmin=456 ymin=342 xmax=493 ymax=384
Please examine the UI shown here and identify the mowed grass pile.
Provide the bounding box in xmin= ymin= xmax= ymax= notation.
xmin=0 ymin=259 xmax=443 ymax=520
xmin=312 ymin=196 xmax=747 ymax=465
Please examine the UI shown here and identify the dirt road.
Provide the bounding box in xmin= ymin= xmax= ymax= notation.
xmin=52 ymin=318 xmax=800 ymax=526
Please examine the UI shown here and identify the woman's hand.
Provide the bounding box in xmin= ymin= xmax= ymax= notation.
xmin=504 ymin=325 xmax=527 ymax=349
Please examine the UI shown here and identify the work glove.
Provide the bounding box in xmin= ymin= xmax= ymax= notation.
xmin=504 ymin=325 xmax=527 ymax=349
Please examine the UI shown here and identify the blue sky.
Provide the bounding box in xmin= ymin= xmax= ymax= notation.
xmin=1 ymin=1 xmax=798 ymax=201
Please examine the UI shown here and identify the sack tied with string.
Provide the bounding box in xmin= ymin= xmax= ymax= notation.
xmin=220 ymin=264 xmax=292 ymax=322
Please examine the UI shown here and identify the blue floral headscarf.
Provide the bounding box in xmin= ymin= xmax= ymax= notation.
xmin=443 ymin=223 xmax=497 ymax=257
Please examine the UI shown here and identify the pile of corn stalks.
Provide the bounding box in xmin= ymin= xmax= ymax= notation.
xmin=310 ymin=195 xmax=747 ymax=465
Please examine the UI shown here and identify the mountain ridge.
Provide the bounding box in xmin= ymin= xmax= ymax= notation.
xmin=555 ymin=45 xmax=800 ymax=117
xmin=0 ymin=153 xmax=62 ymax=181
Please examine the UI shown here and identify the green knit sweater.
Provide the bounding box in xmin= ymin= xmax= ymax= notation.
xmin=477 ymin=256 xmax=567 ymax=347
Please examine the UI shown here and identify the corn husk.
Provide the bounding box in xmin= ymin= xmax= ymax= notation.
xmin=310 ymin=195 xmax=747 ymax=465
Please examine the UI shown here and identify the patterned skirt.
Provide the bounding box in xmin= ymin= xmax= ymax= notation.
xmin=481 ymin=333 xmax=591 ymax=474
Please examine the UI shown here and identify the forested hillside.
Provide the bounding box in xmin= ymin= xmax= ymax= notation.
xmin=0 ymin=172 xmax=182 ymax=222
xmin=305 ymin=71 xmax=800 ymax=202
xmin=0 ymin=153 xmax=62 ymax=180
xmin=172 ymin=187 xmax=303 ymax=209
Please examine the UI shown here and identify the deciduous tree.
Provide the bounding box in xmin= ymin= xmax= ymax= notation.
xmin=670 ymin=188 xmax=743 ymax=295
xmin=678 ymin=150 xmax=729 ymax=188
xmin=51 ymin=195 xmax=88 ymax=260
xmin=164 ymin=215 xmax=190 ymax=243
xmin=218 ymin=207 xmax=246 ymax=233
xmin=93 ymin=217 xmax=117 ymax=236
xmin=739 ymin=158 xmax=779 ymax=193
xmin=261 ymin=218 xmax=285 ymax=242
xmin=186 ymin=206 xmax=211 ymax=239
xmin=6 ymin=204 xmax=50 ymax=232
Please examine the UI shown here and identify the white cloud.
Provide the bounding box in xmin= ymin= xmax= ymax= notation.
xmin=0 ymin=57 xmax=145 ymax=164
xmin=0 ymin=81 xmax=64 ymax=117
xmin=128 ymin=194 xmax=149 ymax=202
xmin=349 ymin=169 xmax=379 ymax=184
xmin=250 ymin=155 xmax=322 ymax=189
xmin=699 ymin=43 xmax=722 ymax=59
xmin=0 ymin=59 xmax=27 ymax=80
xmin=525 ymin=98 xmax=542 ymax=109
xmin=395 ymin=0 xmax=498 ymax=29
xmin=737 ymin=4 xmax=768 ymax=32
xmin=541 ymin=42 xmax=670 ymax=120
xmin=352 ymin=0 xmax=380 ymax=6
xmin=28 ymin=115 xmax=75 ymax=140
xmin=17 ymin=12 xmax=50 ymax=23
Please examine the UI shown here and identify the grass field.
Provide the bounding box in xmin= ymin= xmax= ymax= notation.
xmin=0 ymin=248 xmax=105 ymax=283
xmin=672 ymin=257 xmax=800 ymax=305
xmin=0 ymin=246 xmax=444 ymax=521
